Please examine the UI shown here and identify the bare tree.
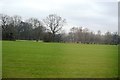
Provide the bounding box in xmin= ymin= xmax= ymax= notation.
xmin=26 ymin=18 xmax=42 ymax=29
xmin=95 ymin=30 xmax=102 ymax=44
xmin=69 ymin=27 xmax=78 ymax=42
xmin=43 ymin=14 xmax=66 ymax=41
xmin=0 ymin=14 xmax=12 ymax=30
xmin=10 ymin=15 xmax=22 ymax=39
xmin=11 ymin=15 xmax=22 ymax=26
xmin=104 ymin=31 xmax=112 ymax=44
xmin=26 ymin=18 xmax=45 ymax=41
xmin=0 ymin=14 xmax=15 ymax=40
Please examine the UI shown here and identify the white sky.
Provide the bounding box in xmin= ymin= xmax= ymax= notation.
xmin=0 ymin=0 xmax=118 ymax=33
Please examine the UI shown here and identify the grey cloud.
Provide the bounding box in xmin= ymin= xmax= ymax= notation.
xmin=0 ymin=0 xmax=118 ymax=33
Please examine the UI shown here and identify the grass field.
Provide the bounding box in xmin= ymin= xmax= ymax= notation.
xmin=2 ymin=41 xmax=118 ymax=78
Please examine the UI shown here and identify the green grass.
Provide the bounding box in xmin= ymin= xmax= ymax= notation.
xmin=2 ymin=41 xmax=118 ymax=78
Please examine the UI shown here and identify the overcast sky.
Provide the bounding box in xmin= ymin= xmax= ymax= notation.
xmin=0 ymin=0 xmax=118 ymax=33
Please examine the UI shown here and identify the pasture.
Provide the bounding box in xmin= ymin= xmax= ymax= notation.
xmin=2 ymin=41 xmax=118 ymax=78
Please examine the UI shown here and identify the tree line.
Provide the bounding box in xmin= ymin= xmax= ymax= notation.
xmin=0 ymin=13 xmax=120 ymax=45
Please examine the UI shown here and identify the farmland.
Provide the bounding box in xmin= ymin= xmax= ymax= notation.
xmin=2 ymin=41 xmax=118 ymax=78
